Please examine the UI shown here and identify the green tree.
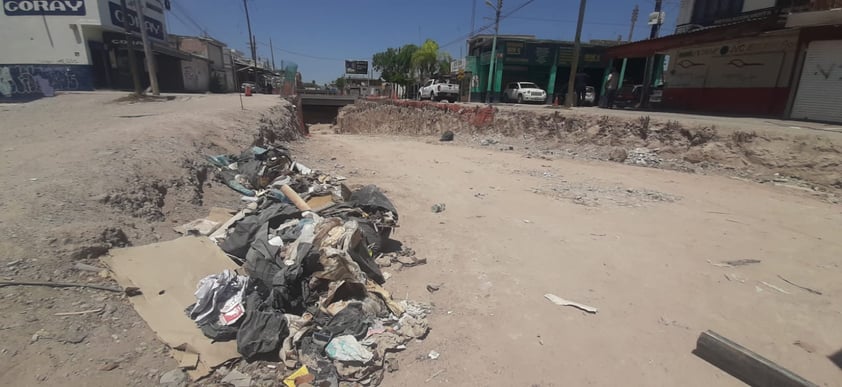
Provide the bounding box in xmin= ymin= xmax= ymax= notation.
xmin=411 ymin=39 xmax=441 ymax=81
xmin=372 ymin=44 xmax=418 ymax=87
xmin=334 ymin=76 xmax=347 ymax=90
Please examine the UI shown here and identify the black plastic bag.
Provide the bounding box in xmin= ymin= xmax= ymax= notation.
xmin=236 ymin=291 xmax=289 ymax=359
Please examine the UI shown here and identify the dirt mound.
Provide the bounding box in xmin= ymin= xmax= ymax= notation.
xmin=337 ymin=100 xmax=842 ymax=199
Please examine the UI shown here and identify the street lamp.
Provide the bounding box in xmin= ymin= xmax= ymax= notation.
xmin=484 ymin=0 xmax=502 ymax=104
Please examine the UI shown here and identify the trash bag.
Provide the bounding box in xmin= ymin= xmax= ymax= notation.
xmin=220 ymin=202 xmax=300 ymax=261
xmin=236 ymin=290 xmax=289 ymax=359
xmin=348 ymin=185 xmax=399 ymax=221
xmin=243 ymin=222 xmax=283 ymax=286
xmin=201 ymin=320 xmax=239 ymax=342
xmin=323 ymin=303 xmax=369 ymax=340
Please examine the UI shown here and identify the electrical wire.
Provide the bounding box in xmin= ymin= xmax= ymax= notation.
xmin=439 ymin=0 xmax=536 ymax=49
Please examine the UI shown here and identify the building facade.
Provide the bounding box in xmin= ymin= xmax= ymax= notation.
xmin=1 ymin=0 xmax=188 ymax=101
xmin=467 ymin=35 xmax=613 ymax=102
xmin=607 ymin=0 xmax=842 ymax=122
xmin=172 ymin=35 xmax=236 ymax=92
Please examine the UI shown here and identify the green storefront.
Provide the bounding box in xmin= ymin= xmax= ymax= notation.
xmin=467 ymin=35 xmax=612 ymax=103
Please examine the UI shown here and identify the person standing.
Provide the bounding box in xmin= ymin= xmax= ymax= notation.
xmin=574 ymin=72 xmax=589 ymax=106
xmin=604 ymin=68 xmax=620 ymax=109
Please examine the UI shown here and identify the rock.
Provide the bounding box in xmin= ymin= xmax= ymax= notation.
xmin=608 ymin=147 xmax=628 ymax=162
xmin=159 ymin=368 xmax=187 ymax=386
xmin=99 ymin=361 xmax=119 ymax=371
xmin=683 ymin=148 xmax=706 ymax=164
xmin=439 ymin=130 xmax=454 ymax=141
xmin=220 ymin=370 xmax=252 ymax=387
xmin=430 ymin=203 xmax=446 ymax=213
xmin=374 ymin=255 xmax=392 ymax=268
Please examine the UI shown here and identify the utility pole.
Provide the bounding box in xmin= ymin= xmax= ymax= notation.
xmin=565 ymin=0 xmax=587 ymax=108
xmin=134 ymin=0 xmax=159 ymax=95
xmin=269 ymin=37 xmax=276 ymax=71
xmin=119 ymin=0 xmax=142 ymax=95
xmin=628 ymin=5 xmax=639 ymax=42
xmin=484 ymin=0 xmax=502 ymax=104
xmin=640 ymin=0 xmax=662 ymax=107
xmin=242 ymin=0 xmax=257 ymax=81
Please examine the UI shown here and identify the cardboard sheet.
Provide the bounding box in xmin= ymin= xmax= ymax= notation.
xmin=102 ymin=237 xmax=241 ymax=379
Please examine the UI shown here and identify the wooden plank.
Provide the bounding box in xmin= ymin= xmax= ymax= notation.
xmin=694 ymin=330 xmax=817 ymax=387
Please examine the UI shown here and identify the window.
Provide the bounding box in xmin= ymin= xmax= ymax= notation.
xmin=519 ymin=82 xmax=539 ymax=89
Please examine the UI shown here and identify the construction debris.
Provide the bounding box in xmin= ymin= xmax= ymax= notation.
xmin=109 ymin=144 xmax=430 ymax=386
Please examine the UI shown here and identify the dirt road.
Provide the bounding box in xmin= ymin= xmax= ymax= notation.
xmin=1 ymin=93 xmax=840 ymax=386
xmin=298 ymin=129 xmax=842 ymax=386
xmin=0 ymin=92 xmax=297 ymax=386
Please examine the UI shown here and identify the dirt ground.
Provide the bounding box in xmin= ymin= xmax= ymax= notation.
xmin=0 ymin=92 xmax=298 ymax=386
xmin=1 ymin=93 xmax=841 ymax=386
xmin=298 ymin=129 xmax=842 ymax=386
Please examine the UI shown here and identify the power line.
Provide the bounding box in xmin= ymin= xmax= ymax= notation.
xmin=255 ymin=41 xmax=344 ymax=62
xmin=506 ymin=15 xmax=635 ymax=26
xmin=439 ymin=0 xmax=536 ymax=49
xmin=170 ymin=1 xmax=211 ymax=36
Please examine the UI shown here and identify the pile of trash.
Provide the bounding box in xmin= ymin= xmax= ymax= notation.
xmin=190 ymin=145 xmax=429 ymax=386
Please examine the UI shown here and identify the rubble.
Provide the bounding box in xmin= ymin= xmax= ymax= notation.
xmin=112 ymin=143 xmax=431 ymax=386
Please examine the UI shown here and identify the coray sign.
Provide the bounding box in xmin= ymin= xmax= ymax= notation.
xmin=3 ymin=0 xmax=85 ymax=15
xmin=107 ymin=1 xmax=165 ymax=41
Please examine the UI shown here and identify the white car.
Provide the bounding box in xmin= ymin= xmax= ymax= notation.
xmin=503 ymin=82 xmax=547 ymax=104
xmin=418 ymin=79 xmax=460 ymax=102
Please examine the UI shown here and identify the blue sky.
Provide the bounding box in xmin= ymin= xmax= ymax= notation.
xmin=166 ymin=0 xmax=679 ymax=84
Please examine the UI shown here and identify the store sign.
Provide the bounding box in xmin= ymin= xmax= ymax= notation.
xmin=345 ymin=60 xmax=368 ymax=75
xmin=3 ymin=0 xmax=85 ymax=15
xmin=102 ymin=31 xmax=143 ymax=49
xmin=107 ymin=1 xmax=164 ymax=40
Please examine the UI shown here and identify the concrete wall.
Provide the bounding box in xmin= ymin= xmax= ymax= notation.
xmin=663 ymin=30 xmax=799 ymax=116
xmin=0 ymin=0 xmax=102 ymax=65
xmin=0 ymin=0 xmax=102 ymax=100
xmin=181 ymin=56 xmax=209 ymax=92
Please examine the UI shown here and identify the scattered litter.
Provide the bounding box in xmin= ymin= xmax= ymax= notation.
xmin=173 ymin=218 xmax=220 ymax=236
xmin=522 ymin=219 xmax=532 ymax=224
xmin=426 ymin=283 xmax=441 ymax=293
xmin=760 ymin=281 xmax=791 ymax=294
xmin=0 ymin=280 xmax=123 ymax=293
xmin=431 ymin=203 xmax=446 ymax=213
xmin=283 ymin=365 xmax=311 ymax=387
xmin=102 ymin=144 xmax=428 ymax=385
xmin=777 ymin=275 xmax=822 ymax=295
xmin=72 ymin=262 xmax=105 ymax=272
xmin=427 ymin=350 xmax=440 ymax=360
xmin=723 ymin=273 xmax=745 ymax=283
xmin=793 ymin=340 xmax=816 ymax=353
xmin=425 ymin=369 xmax=445 ymax=382
xmin=99 ymin=361 xmax=119 ymax=371
xmin=544 ymin=294 xmax=598 ymax=314
xmin=708 ymin=259 xmax=761 ymax=268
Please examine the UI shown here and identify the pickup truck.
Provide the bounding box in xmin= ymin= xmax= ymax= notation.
xmin=418 ymin=79 xmax=459 ymax=102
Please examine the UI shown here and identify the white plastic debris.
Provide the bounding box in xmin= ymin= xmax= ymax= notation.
xmin=325 ymin=335 xmax=373 ymax=363
xmin=428 ymin=350 xmax=440 ymax=360
xmin=544 ymin=293 xmax=598 ymax=314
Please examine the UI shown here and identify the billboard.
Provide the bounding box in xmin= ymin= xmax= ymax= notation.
xmin=345 ymin=60 xmax=368 ymax=75
xmin=3 ymin=0 xmax=85 ymax=15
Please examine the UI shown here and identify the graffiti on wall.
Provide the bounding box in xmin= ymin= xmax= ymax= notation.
xmin=0 ymin=64 xmax=93 ymax=101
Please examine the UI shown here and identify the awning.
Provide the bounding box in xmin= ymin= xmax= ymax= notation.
xmin=151 ymin=41 xmax=190 ymax=60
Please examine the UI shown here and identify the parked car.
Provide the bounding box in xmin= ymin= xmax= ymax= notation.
xmin=502 ymin=82 xmax=547 ymax=104
xmin=583 ymin=86 xmax=596 ymax=106
xmin=649 ymin=84 xmax=664 ymax=106
xmin=612 ymin=84 xmax=643 ymax=109
xmin=418 ymin=79 xmax=459 ymax=102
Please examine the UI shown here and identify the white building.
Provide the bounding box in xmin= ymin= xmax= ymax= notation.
xmin=1 ymin=0 xmax=188 ymax=100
